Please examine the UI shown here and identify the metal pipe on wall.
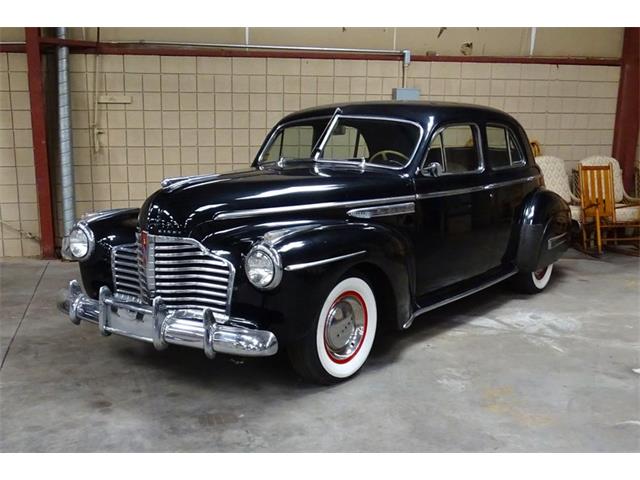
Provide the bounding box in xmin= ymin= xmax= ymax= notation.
xmin=106 ymin=40 xmax=404 ymax=55
xmin=56 ymin=27 xmax=76 ymax=235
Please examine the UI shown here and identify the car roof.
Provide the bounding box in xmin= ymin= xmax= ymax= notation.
xmin=279 ymin=101 xmax=518 ymax=129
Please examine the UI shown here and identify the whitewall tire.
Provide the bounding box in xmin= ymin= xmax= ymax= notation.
xmin=531 ymin=264 xmax=553 ymax=290
xmin=288 ymin=275 xmax=377 ymax=384
xmin=512 ymin=263 xmax=554 ymax=294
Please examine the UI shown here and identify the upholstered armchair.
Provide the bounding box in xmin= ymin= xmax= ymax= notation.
xmin=535 ymin=156 xmax=583 ymax=223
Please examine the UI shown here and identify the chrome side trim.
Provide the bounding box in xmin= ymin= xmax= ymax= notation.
xmin=416 ymin=175 xmax=540 ymax=200
xmin=214 ymin=195 xmax=416 ymax=221
xmin=285 ymin=250 xmax=367 ymax=272
xmin=403 ymin=268 xmax=518 ymax=329
xmin=348 ymin=202 xmax=415 ymax=219
xmin=547 ymin=232 xmax=568 ymax=250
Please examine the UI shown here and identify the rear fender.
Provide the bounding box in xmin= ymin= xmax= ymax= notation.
xmin=514 ymin=188 xmax=571 ymax=272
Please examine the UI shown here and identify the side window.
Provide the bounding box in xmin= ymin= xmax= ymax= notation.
xmin=322 ymin=125 xmax=369 ymax=160
xmin=508 ymin=131 xmax=525 ymax=166
xmin=425 ymin=132 xmax=444 ymax=166
xmin=486 ymin=125 xmax=525 ymax=169
xmin=426 ymin=124 xmax=481 ymax=174
xmin=486 ymin=126 xmax=510 ymax=168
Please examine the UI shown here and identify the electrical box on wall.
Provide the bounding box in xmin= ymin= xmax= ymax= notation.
xmin=392 ymin=88 xmax=421 ymax=101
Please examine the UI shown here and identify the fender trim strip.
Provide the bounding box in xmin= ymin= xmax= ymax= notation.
xmin=415 ymin=175 xmax=540 ymax=200
xmin=403 ymin=268 xmax=518 ymax=329
xmin=214 ymin=195 xmax=415 ymax=220
xmin=285 ymin=250 xmax=367 ymax=272
xmin=347 ymin=202 xmax=415 ymax=219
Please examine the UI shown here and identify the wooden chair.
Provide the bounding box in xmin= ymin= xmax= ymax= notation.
xmin=579 ymin=164 xmax=640 ymax=255
xmin=580 ymin=156 xmax=640 ymax=216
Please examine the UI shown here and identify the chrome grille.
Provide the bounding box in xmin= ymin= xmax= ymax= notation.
xmin=112 ymin=244 xmax=140 ymax=298
xmin=111 ymin=234 xmax=234 ymax=314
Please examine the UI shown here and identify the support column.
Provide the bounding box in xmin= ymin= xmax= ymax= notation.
xmin=612 ymin=27 xmax=640 ymax=193
xmin=25 ymin=27 xmax=56 ymax=259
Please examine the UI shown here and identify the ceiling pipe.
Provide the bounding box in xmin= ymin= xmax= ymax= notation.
xmin=56 ymin=26 xmax=76 ymax=235
xmin=105 ymin=39 xmax=404 ymax=55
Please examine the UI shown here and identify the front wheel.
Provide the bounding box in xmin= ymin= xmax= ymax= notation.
xmin=511 ymin=263 xmax=554 ymax=294
xmin=288 ymin=276 xmax=377 ymax=384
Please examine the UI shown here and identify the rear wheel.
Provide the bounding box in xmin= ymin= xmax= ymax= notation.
xmin=288 ymin=276 xmax=377 ymax=384
xmin=512 ymin=263 xmax=554 ymax=294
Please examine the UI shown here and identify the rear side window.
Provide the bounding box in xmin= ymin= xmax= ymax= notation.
xmin=486 ymin=125 xmax=525 ymax=169
xmin=425 ymin=124 xmax=482 ymax=174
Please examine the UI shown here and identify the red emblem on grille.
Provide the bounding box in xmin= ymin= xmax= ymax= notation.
xmin=140 ymin=231 xmax=148 ymax=266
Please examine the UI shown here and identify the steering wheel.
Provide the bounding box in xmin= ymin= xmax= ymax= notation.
xmin=368 ymin=150 xmax=410 ymax=167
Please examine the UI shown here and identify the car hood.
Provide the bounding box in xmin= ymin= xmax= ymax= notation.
xmin=138 ymin=163 xmax=413 ymax=235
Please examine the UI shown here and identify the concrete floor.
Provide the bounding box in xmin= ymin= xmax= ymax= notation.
xmin=0 ymin=250 xmax=638 ymax=452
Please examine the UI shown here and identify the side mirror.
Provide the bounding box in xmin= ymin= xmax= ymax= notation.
xmin=423 ymin=162 xmax=443 ymax=177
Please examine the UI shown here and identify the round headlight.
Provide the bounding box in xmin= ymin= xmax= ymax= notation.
xmin=69 ymin=227 xmax=89 ymax=258
xmin=245 ymin=244 xmax=282 ymax=290
xmin=65 ymin=223 xmax=94 ymax=261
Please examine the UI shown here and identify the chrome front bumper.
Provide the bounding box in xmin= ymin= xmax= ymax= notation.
xmin=57 ymin=280 xmax=278 ymax=358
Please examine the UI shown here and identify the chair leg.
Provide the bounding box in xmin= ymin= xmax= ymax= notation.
xmin=595 ymin=212 xmax=602 ymax=255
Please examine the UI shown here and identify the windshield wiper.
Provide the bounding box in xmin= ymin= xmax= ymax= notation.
xmin=311 ymin=107 xmax=342 ymax=159
xmin=315 ymin=157 xmax=371 ymax=169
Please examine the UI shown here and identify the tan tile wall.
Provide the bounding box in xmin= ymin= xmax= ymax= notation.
xmin=0 ymin=52 xmax=624 ymax=256
xmin=406 ymin=61 xmax=620 ymax=171
xmin=0 ymin=53 xmax=40 ymax=257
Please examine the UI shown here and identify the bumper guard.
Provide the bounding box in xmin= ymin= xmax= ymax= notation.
xmin=57 ymin=280 xmax=278 ymax=358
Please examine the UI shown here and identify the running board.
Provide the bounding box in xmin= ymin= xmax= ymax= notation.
xmin=403 ymin=268 xmax=518 ymax=329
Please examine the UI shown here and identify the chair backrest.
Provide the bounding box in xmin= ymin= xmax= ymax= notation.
xmin=579 ymin=165 xmax=615 ymax=221
xmin=579 ymin=156 xmax=625 ymax=203
xmin=535 ymin=156 xmax=572 ymax=203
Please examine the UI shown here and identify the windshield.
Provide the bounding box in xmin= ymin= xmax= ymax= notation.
xmin=259 ymin=116 xmax=422 ymax=169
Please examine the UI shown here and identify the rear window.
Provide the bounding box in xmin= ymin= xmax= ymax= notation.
xmin=486 ymin=125 xmax=526 ymax=169
xmin=424 ymin=124 xmax=482 ymax=174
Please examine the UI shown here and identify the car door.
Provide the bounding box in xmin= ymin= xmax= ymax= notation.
xmin=413 ymin=123 xmax=498 ymax=297
xmin=484 ymin=124 xmax=540 ymax=265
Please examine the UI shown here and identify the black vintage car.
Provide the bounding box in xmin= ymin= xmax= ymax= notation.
xmin=58 ymin=101 xmax=571 ymax=383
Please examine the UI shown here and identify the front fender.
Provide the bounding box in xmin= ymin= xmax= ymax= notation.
xmin=514 ymin=188 xmax=571 ymax=272
xmin=78 ymin=208 xmax=140 ymax=298
xmin=229 ymin=221 xmax=415 ymax=345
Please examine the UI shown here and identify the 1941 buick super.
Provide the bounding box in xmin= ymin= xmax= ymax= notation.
xmin=58 ymin=101 xmax=571 ymax=384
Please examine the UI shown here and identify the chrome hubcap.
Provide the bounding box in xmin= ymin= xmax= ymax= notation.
xmin=324 ymin=294 xmax=366 ymax=362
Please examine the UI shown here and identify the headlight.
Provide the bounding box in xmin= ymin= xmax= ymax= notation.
xmin=244 ymin=244 xmax=282 ymax=290
xmin=63 ymin=222 xmax=94 ymax=261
